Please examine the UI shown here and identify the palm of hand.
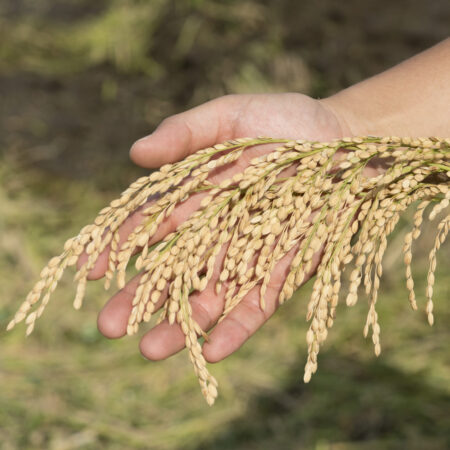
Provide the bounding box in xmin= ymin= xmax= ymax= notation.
xmin=86 ymin=93 xmax=345 ymax=362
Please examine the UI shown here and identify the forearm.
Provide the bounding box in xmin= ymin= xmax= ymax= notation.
xmin=322 ymin=38 xmax=450 ymax=137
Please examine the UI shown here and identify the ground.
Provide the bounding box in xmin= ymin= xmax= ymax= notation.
xmin=1 ymin=1 xmax=449 ymax=448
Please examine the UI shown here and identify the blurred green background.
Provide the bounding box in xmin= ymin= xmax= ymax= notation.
xmin=1 ymin=1 xmax=449 ymax=449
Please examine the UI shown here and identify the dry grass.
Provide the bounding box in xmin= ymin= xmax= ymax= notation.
xmin=1 ymin=157 xmax=449 ymax=448
xmin=8 ymin=136 xmax=450 ymax=405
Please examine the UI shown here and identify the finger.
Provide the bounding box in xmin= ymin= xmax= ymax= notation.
xmin=138 ymin=288 xmax=224 ymax=360
xmin=129 ymin=95 xmax=246 ymax=168
xmin=138 ymin=243 xmax=309 ymax=362
xmin=77 ymin=190 xmax=204 ymax=280
xmin=80 ymin=141 xmax=283 ymax=280
xmin=77 ymin=203 xmax=150 ymax=280
xmin=97 ymin=272 xmax=169 ymax=338
xmin=99 ymin=240 xmax=228 ymax=345
xmin=138 ymin=244 xmax=230 ymax=360
xmin=97 ymin=273 xmax=140 ymax=338
xmin=202 ymin=247 xmax=322 ymax=363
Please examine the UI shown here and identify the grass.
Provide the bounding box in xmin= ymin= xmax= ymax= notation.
xmin=1 ymin=157 xmax=449 ymax=449
xmin=1 ymin=1 xmax=449 ymax=447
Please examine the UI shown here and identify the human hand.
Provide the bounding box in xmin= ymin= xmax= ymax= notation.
xmin=84 ymin=93 xmax=348 ymax=362
xmin=85 ymin=33 xmax=450 ymax=362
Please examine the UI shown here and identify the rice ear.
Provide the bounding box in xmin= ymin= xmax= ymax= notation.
xmin=9 ymin=136 xmax=450 ymax=405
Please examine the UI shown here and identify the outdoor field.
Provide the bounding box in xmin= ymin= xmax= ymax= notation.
xmin=1 ymin=1 xmax=449 ymax=448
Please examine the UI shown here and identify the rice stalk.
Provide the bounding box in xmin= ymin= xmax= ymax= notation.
xmin=8 ymin=136 xmax=450 ymax=405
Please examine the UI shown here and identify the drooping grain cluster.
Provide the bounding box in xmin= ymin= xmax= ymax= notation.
xmin=8 ymin=136 xmax=450 ymax=405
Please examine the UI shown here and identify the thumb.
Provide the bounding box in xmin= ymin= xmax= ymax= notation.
xmin=129 ymin=95 xmax=242 ymax=168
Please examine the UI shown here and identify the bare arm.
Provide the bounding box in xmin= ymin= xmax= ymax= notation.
xmin=322 ymin=38 xmax=450 ymax=137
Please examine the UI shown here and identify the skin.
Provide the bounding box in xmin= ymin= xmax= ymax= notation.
xmin=84 ymin=39 xmax=449 ymax=364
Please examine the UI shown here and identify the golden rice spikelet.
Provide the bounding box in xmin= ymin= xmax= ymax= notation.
xmin=8 ymin=136 xmax=449 ymax=405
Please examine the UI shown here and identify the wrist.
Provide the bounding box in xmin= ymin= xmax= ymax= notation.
xmin=318 ymin=96 xmax=388 ymax=178
xmin=320 ymin=88 xmax=410 ymax=138
xmin=318 ymin=96 xmax=356 ymax=138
